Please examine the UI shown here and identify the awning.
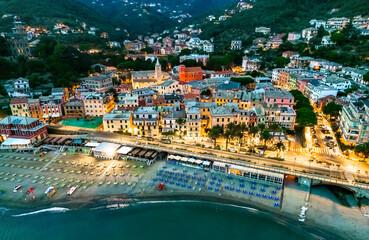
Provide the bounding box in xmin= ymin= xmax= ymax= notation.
xmin=2 ymin=138 xmax=31 ymax=146
xmin=73 ymin=139 xmax=83 ymax=145
xmin=84 ymin=142 xmax=100 ymax=147
xmin=117 ymin=146 xmax=133 ymax=155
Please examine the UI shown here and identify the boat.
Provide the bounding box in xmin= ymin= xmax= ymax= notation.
xmin=45 ymin=187 xmax=56 ymax=197
xmin=13 ymin=185 xmax=21 ymax=192
xmin=67 ymin=187 xmax=76 ymax=195
xmin=26 ymin=187 xmax=35 ymax=194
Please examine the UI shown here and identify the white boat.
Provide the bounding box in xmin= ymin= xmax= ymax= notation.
xmin=13 ymin=184 xmax=21 ymax=192
xmin=68 ymin=187 xmax=76 ymax=195
xmin=298 ymin=218 xmax=305 ymax=222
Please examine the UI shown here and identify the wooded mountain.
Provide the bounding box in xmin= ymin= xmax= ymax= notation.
xmin=0 ymin=0 xmax=123 ymax=38
xmin=198 ymin=0 xmax=369 ymax=52
xmin=76 ymin=0 xmax=237 ymax=35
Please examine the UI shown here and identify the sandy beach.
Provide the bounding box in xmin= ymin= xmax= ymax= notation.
xmin=0 ymin=150 xmax=368 ymax=239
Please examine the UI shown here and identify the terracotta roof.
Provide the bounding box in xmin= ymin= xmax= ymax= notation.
xmin=10 ymin=98 xmax=28 ymax=104
xmin=184 ymin=67 xmax=203 ymax=73
xmin=212 ymin=70 xmax=234 ymax=75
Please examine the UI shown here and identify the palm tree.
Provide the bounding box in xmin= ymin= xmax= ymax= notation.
xmin=249 ymin=126 xmax=259 ymax=138
xmin=268 ymin=123 xmax=280 ymax=141
xmin=355 ymin=142 xmax=369 ymax=161
xmin=275 ymin=141 xmax=286 ymax=158
xmin=224 ymin=129 xmax=232 ymax=150
xmin=175 ymin=118 xmax=186 ymax=137
xmin=224 ymin=122 xmax=236 ymax=151
xmin=206 ymin=125 xmax=223 ymax=149
xmin=260 ymin=130 xmax=271 ymax=154
xmin=238 ymin=123 xmax=247 ymax=147
xmin=258 ymin=123 xmax=266 ymax=134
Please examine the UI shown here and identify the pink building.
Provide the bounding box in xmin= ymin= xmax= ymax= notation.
xmin=264 ymin=88 xmax=294 ymax=108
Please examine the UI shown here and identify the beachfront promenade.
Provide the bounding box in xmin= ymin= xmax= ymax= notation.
xmin=48 ymin=132 xmax=369 ymax=194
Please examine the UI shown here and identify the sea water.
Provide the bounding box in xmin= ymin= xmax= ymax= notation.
xmin=0 ymin=201 xmax=338 ymax=240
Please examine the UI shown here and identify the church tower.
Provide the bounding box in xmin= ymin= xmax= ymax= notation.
xmin=155 ymin=57 xmax=162 ymax=80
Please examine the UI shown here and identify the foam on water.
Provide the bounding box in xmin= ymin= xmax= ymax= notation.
xmin=12 ymin=207 xmax=69 ymax=217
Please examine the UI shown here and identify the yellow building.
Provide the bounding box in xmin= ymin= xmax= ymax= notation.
xmin=103 ymin=111 xmax=133 ymax=133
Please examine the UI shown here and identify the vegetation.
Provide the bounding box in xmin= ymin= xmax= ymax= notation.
xmin=206 ymin=125 xmax=224 ymax=148
xmin=200 ymin=0 xmax=369 ymax=53
xmin=323 ymin=102 xmax=343 ymax=117
xmin=289 ymin=90 xmax=317 ymax=128
xmin=355 ymin=142 xmax=369 ymax=161
xmin=0 ymin=0 xmax=122 ymax=38
xmin=230 ymin=77 xmax=254 ymax=86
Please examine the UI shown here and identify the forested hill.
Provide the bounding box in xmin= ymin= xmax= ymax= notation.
xmin=76 ymin=0 xmax=237 ymax=35
xmin=199 ymin=0 xmax=369 ymax=50
xmin=0 ymin=0 xmax=123 ymax=38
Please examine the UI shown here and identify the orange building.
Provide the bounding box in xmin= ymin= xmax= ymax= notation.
xmin=179 ymin=65 xmax=203 ymax=82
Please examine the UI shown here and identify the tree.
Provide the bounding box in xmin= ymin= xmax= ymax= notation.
xmin=275 ymin=141 xmax=286 ymax=158
xmin=249 ymin=126 xmax=259 ymax=138
xmin=206 ymin=125 xmax=223 ymax=149
xmin=268 ymin=123 xmax=280 ymax=139
xmin=363 ymin=72 xmax=369 ymax=83
xmin=260 ymin=130 xmax=271 ymax=154
xmin=323 ymin=102 xmax=343 ymax=117
xmin=168 ymin=56 xmax=180 ymax=67
xmin=296 ymin=108 xmax=317 ymax=128
xmin=317 ymin=25 xmax=329 ymax=38
xmin=355 ymin=142 xmax=369 ymax=161
xmin=275 ymin=56 xmax=290 ymax=68
xmin=201 ymin=89 xmax=211 ymax=97
xmin=224 ymin=129 xmax=232 ymax=150
xmin=182 ymin=59 xmax=200 ymax=67
xmin=237 ymin=123 xmax=247 ymax=147
xmin=179 ymin=48 xmax=192 ymax=56
xmin=140 ymin=47 xmax=154 ymax=54
xmin=258 ymin=123 xmax=266 ymax=134
xmin=175 ymin=118 xmax=186 ymax=137
xmin=230 ymin=77 xmax=254 ymax=86
xmin=331 ymin=32 xmax=346 ymax=45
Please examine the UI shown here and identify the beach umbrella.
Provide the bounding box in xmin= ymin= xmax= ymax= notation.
xmin=249 ymin=191 xmax=253 ymax=195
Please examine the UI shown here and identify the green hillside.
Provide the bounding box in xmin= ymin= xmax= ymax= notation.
xmin=0 ymin=0 xmax=122 ymax=38
xmin=199 ymin=0 xmax=369 ymax=52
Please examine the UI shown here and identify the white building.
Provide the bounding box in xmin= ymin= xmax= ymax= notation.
xmin=4 ymin=77 xmax=32 ymax=98
xmin=82 ymin=74 xmax=115 ymax=93
xmin=327 ymin=17 xmax=350 ymax=29
xmin=84 ymin=93 xmax=115 ymax=117
xmin=203 ymin=41 xmax=214 ymax=53
xmin=302 ymin=28 xmax=317 ymax=40
xmin=255 ymin=27 xmax=271 ymax=35
xmin=230 ymin=40 xmax=242 ymax=50
xmin=321 ymin=36 xmax=335 ymax=46
xmin=322 ymin=75 xmax=352 ymax=91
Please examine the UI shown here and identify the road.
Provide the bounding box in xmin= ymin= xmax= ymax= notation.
xmin=48 ymin=125 xmax=369 ymax=183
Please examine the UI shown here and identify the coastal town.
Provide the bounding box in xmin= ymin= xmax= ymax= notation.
xmin=1 ymin=1 xmax=369 ymax=239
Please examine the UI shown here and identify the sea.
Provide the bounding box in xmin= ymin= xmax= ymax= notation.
xmin=0 ymin=200 xmax=339 ymax=240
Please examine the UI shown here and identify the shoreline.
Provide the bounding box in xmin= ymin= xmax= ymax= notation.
xmin=0 ymin=191 xmax=343 ymax=240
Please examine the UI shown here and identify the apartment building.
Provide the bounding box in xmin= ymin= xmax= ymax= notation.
xmin=339 ymin=100 xmax=369 ymax=144
xmin=103 ymin=110 xmax=133 ymax=133
xmin=133 ymin=107 xmax=160 ymax=137
xmin=84 ymin=93 xmax=115 ymax=117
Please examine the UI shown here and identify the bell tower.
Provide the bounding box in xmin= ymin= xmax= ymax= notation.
xmin=155 ymin=57 xmax=162 ymax=80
